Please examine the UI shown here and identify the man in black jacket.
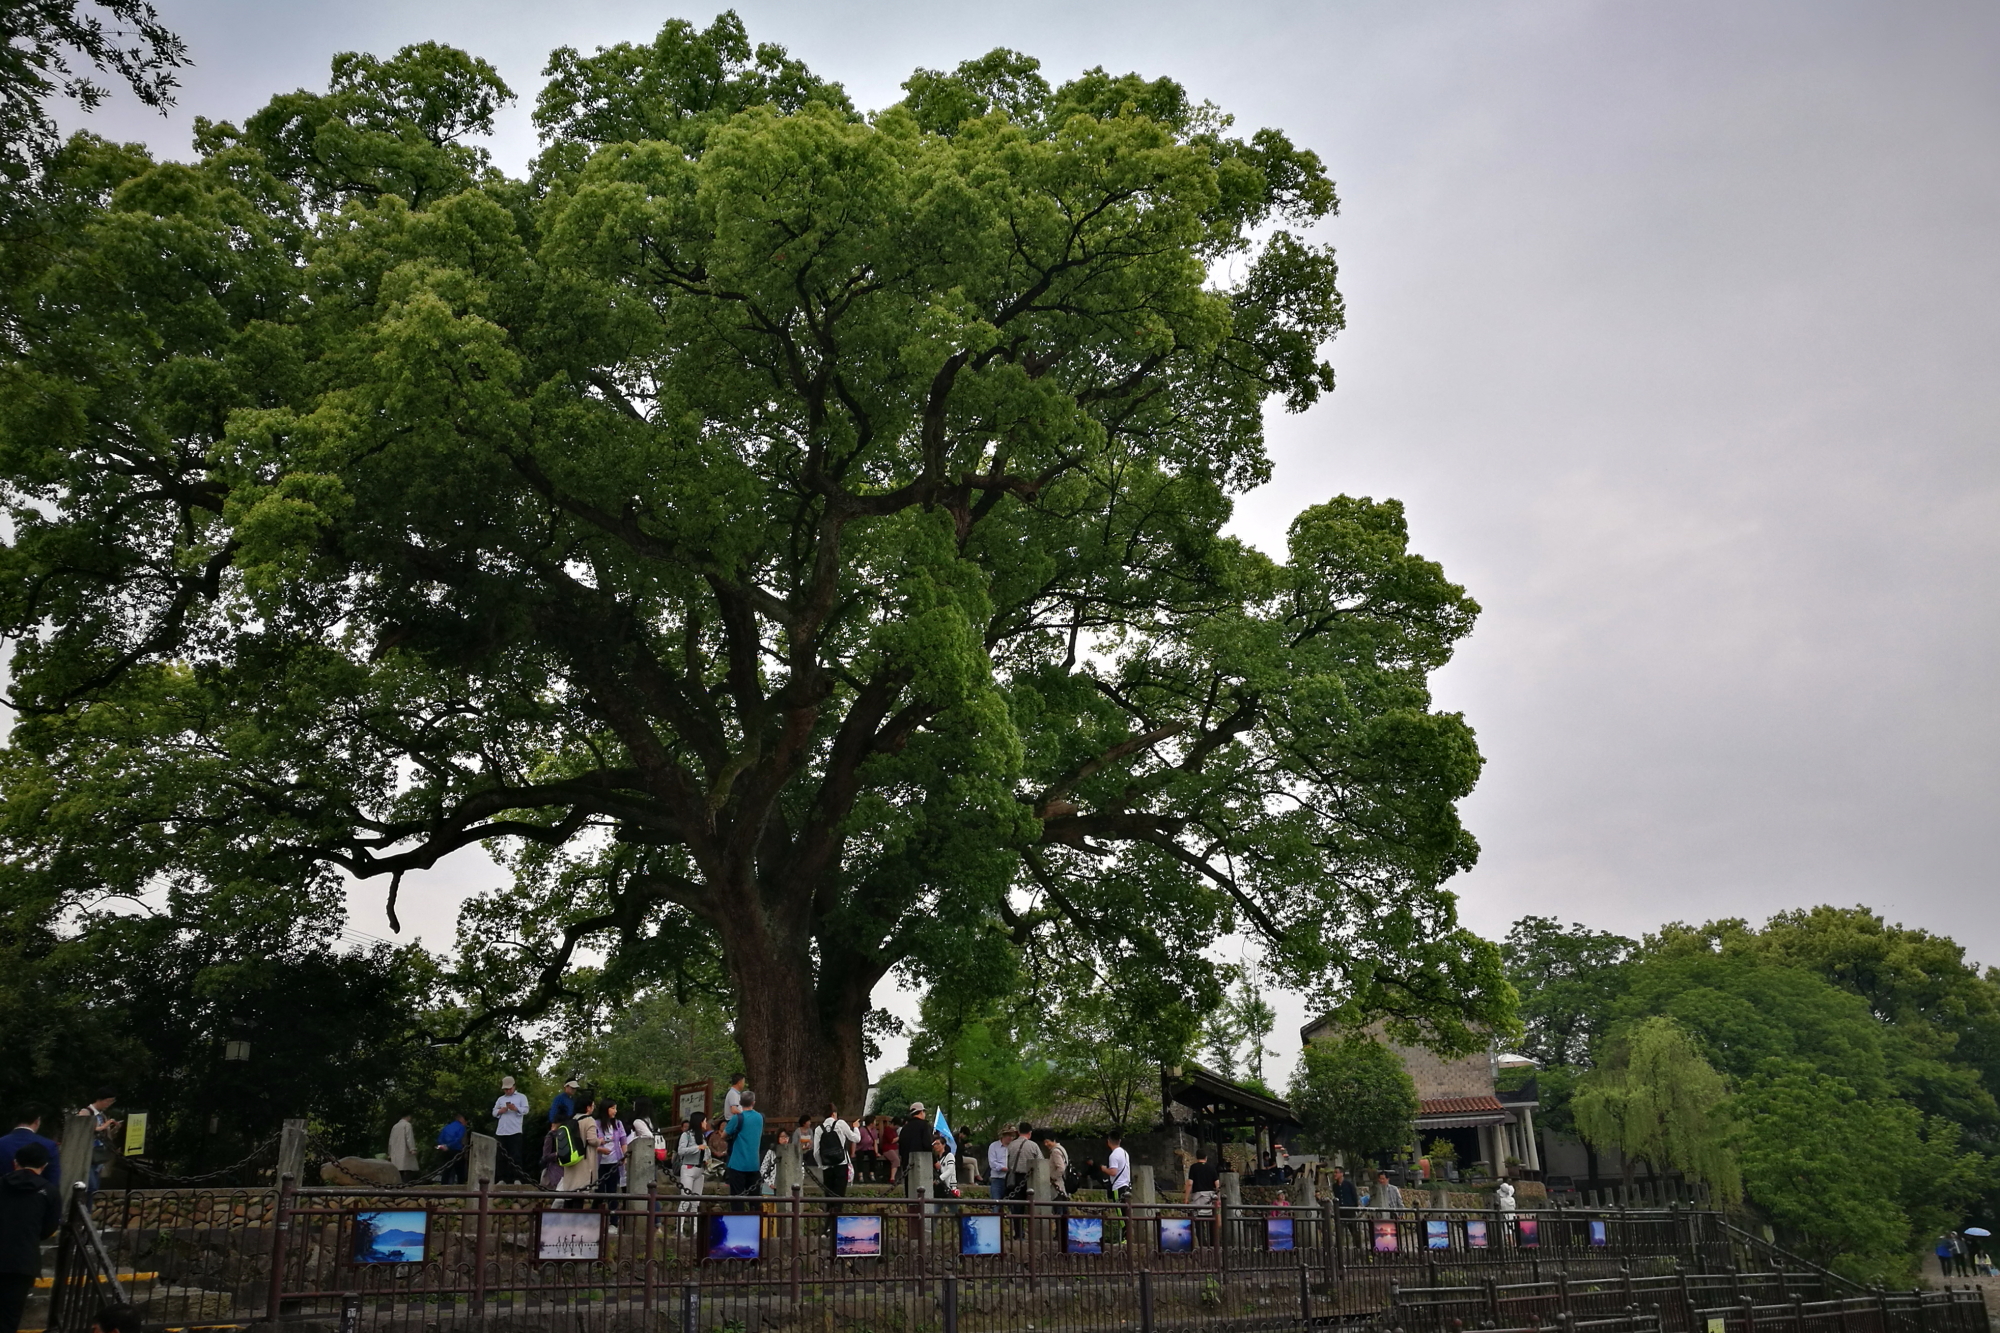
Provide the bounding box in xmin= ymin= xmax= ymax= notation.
xmin=896 ymin=1105 xmax=931 ymax=1179
xmin=0 ymin=1141 xmax=61 ymax=1333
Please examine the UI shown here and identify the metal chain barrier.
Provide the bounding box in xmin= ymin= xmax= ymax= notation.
xmin=121 ymin=1133 xmax=280 ymax=1186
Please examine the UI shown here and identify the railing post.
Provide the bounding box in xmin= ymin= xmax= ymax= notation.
xmin=472 ymin=1176 xmax=489 ymax=1316
xmin=644 ymin=1178 xmax=658 ymax=1318
xmin=789 ymin=1183 xmax=802 ymax=1306
xmin=338 ymin=1292 xmax=361 ymax=1333
xmin=1300 ymin=1261 xmax=1313 ymax=1322
xmin=1140 ymin=1266 xmax=1155 ymax=1333
xmin=943 ymin=1271 xmax=960 ymax=1333
xmin=265 ymin=1172 xmax=295 ymax=1320
xmin=1744 ymin=1294 xmax=1759 ymax=1333
xmin=682 ymin=1279 xmax=699 ymax=1333
xmin=1219 ymin=1170 xmax=1240 ymax=1264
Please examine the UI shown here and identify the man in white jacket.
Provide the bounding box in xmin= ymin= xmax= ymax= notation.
xmin=388 ymin=1115 xmax=419 ymax=1183
xmin=809 ymin=1103 xmax=860 ymax=1214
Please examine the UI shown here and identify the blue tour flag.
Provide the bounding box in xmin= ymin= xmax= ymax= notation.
xmin=932 ymin=1105 xmax=958 ymax=1158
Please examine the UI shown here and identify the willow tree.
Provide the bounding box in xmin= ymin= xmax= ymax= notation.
xmin=0 ymin=15 xmax=1510 ymax=1111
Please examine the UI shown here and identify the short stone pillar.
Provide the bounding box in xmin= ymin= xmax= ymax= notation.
xmin=58 ymin=1113 xmax=94 ymax=1197
xmin=777 ymin=1137 xmax=804 ymax=1198
xmin=466 ymin=1133 xmax=497 ymax=1188
xmin=627 ymin=1135 xmax=656 ymax=1194
xmin=1220 ymin=1170 xmax=1244 ymax=1250
xmin=277 ymin=1118 xmax=308 ymax=1186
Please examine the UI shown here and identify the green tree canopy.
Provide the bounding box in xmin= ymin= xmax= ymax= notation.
xmin=1291 ymin=1033 xmax=1419 ymax=1164
xmin=0 ymin=18 xmax=1509 ymax=1113
xmin=1500 ymin=915 xmax=1634 ymax=1068
xmin=1732 ymin=1062 xmax=1990 ymax=1285
xmin=1 ymin=0 xmax=186 ymax=186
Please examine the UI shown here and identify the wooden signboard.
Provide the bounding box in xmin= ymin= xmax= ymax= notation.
xmin=674 ymin=1080 xmax=713 ymax=1125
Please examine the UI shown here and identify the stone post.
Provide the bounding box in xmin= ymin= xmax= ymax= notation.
xmin=466 ymin=1133 xmax=497 ymax=1188
xmin=277 ymin=1118 xmax=309 ymax=1188
xmin=1220 ymin=1170 xmax=1243 ymax=1250
xmin=960 ymin=1156 xmax=981 ymax=1194
xmin=777 ymin=1137 xmax=803 ymax=1199
xmin=1134 ymin=1164 xmax=1156 ymax=1205
xmin=627 ymin=1135 xmax=656 ymax=1194
xmin=1029 ymin=1152 xmax=1053 ymax=1249
xmin=908 ymin=1150 xmax=934 ymax=1242
xmin=58 ymin=1112 xmax=94 ymax=1198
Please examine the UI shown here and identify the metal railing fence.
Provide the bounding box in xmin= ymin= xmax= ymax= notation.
xmin=48 ymin=1183 xmax=1994 ymax=1333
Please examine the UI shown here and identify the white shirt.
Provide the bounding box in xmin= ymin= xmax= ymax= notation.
xmin=988 ymin=1138 xmax=1011 ymax=1177
xmin=724 ymin=1086 xmax=743 ymax=1119
xmin=492 ymin=1092 xmax=528 ymax=1136
xmin=809 ymin=1118 xmax=858 ymax=1166
xmin=1105 ymin=1145 xmax=1131 ymax=1192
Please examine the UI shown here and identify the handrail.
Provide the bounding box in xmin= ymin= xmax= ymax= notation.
xmin=49 ymin=1183 xmax=126 ymax=1331
xmin=1716 ymin=1219 xmax=1867 ymax=1297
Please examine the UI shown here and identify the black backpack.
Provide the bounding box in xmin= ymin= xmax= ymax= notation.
xmin=818 ymin=1123 xmax=848 ymax=1166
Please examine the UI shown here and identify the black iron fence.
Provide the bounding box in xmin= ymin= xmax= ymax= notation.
xmin=48 ymin=1184 xmax=1995 ymax=1333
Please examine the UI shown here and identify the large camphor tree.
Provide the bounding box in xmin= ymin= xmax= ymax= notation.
xmin=0 ymin=15 xmax=1511 ymax=1112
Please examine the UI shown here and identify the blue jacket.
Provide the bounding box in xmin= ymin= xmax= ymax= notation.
xmin=0 ymin=1129 xmax=59 ymax=1186
xmin=724 ymin=1109 xmax=763 ymax=1172
xmin=549 ymin=1091 xmax=574 ymax=1124
xmin=437 ymin=1120 xmax=468 ymax=1152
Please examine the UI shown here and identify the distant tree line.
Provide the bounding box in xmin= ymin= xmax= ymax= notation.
xmin=1503 ymin=906 xmax=1999 ymax=1284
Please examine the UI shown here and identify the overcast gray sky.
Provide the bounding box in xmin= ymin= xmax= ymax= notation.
xmin=69 ymin=0 xmax=2000 ymax=1074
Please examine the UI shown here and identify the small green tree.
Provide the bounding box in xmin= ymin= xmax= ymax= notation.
xmin=1500 ymin=915 xmax=1635 ymax=1069
xmin=563 ymin=988 xmax=739 ymax=1102
xmin=1041 ymin=985 xmax=1180 ymax=1130
xmin=870 ymin=1065 xmax=945 ymax=1125
xmin=1291 ymin=1033 xmax=1418 ymax=1165
xmin=1572 ymin=1016 xmax=1740 ymax=1201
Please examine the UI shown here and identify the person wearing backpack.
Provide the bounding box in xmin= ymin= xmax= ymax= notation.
xmin=557 ymin=1095 xmax=601 ymax=1204
xmin=813 ymin=1103 xmax=858 ymax=1214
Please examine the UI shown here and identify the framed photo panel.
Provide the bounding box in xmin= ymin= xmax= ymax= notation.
xmin=351 ymin=1209 xmax=428 ymax=1265
xmin=1589 ymin=1219 xmax=1608 ymax=1247
xmin=1517 ymin=1217 xmax=1540 ymax=1248
xmin=702 ymin=1211 xmax=762 ymax=1261
xmin=1426 ymin=1219 xmax=1450 ymax=1250
xmin=835 ymin=1214 xmax=883 ymax=1257
xmin=1064 ymin=1216 xmax=1104 ymax=1254
xmin=1467 ymin=1219 xmax=1490 ymax=1249
xmin=1267 ymin=1216 xmax=1294 ymax=1251
xmin=535 ymin=1209 xmax=603 ymax=1262
xmin=1158 ymin=1218 xmax=1195 ymax=1254
xmin=960 ymin=1213 xmax=1003 ymax=1257
xmin=1372 ymin=1220 xmax=1399 ymax=1253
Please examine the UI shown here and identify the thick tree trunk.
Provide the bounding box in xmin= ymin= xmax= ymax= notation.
xmin=718 ymin=910 xmax=883 ymax=1120
xmin=727 ymin=943 xmax=823 ymax=1119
